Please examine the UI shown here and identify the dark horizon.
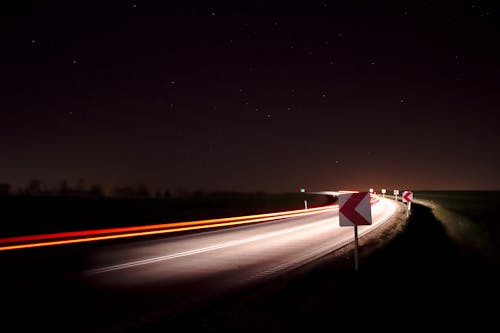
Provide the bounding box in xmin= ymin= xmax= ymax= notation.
xmin=2 ymin=1 xmax=499 ymax=192
xmin=2 ymin=177 xmax=499 ymax=197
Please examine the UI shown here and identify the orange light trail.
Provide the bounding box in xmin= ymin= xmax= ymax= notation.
xmin=0 ymin=205 xmax=339 ymax=251
xmin=0 ymin=193 xmax=379 ymax=252
xmin=0 ymin=205 xmax=334 ymax=244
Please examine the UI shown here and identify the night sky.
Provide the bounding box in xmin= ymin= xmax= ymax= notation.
xmin=1 ymin=1 xmax=499 ymax=193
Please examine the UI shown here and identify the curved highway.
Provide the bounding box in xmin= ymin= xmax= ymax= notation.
xmin=0 ymin=196 xmax=399 ymax=332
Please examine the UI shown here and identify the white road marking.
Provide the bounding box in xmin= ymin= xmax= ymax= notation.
xmin=88 ymin=197 xmax=398 ymax=277
xmin=88 ymin=217 xmax=336 ymax=274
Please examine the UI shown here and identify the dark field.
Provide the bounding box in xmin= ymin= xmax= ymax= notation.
xmin=414 ymin=191 xmax=500 ymax=264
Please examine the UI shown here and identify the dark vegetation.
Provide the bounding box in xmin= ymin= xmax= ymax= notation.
xmin=0 ymin=191 xmax=333 ymax=238
xmin=415 ymin=190 xmax=500 ymax=263
xmin=150 ymin=192 xmax=500 ymax=333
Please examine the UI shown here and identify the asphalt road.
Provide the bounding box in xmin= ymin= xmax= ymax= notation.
xmin=0 ymin=196 xmax=398 ymax=332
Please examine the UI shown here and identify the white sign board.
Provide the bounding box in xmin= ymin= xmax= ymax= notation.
xmin=338 ymin=192 xmax=372 ymax=226
xmin=402 ymin=191 xmax=413 ymax=203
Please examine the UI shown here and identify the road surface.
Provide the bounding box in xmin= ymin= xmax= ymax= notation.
xmin=0 ymin=196 xmax=398 ymax=332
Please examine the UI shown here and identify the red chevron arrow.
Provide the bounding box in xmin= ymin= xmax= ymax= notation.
xmin=403 ymin=191 xmax=413 ymax=202
xmin=339 ymin=192 xmax=371 ymax=225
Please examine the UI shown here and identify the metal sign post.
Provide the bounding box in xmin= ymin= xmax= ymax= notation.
xmin=354 ymin=225 xmax=359 ymax=271
xmin=381 ymin=189 xmax=386 ymax=198
xmin=394 ymin=189 xmax=399 ymax=201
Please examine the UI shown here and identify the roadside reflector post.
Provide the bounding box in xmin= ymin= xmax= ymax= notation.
xmin=300 ymin=188 xmax=307 ymax=210
xmin=394 ymin=189 xmax=399 ymax=201
xmin=354 ymin=225 xmax=359 ymax=271
xmin=338 ymin=192 xmax=372 ymax=272
xmin=381 ymin=189 xmax=386 ymax=198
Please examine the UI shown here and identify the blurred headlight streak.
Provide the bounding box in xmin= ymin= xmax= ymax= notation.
xmin=0 ymin=194 xmax=380 ymax=252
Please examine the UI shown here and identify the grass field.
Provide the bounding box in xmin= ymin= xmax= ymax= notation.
xmin=414 ymin=191 xmax=500 ymax=264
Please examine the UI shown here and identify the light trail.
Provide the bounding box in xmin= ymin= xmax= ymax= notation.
xmin=0 ymin=193 xmax=378 ymax=252
xmin=88 ymin=216 xmax=335 ymax=274
xmin=88 ymin=195 xmax=396 ymax=285
xmin=0 ymin=205 xmax=339 ymax=251
xmin=1 ymin=196 xmax=399 ymax=333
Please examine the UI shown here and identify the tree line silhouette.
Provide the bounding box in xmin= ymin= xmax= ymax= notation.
xmin=0 ymin=179 xmax=175 ymax=199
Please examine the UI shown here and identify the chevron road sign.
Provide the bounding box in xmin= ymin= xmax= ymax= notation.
xmin=402 ymin=191 xmax=413 ymax=203
xmin=402 ymin=191 xmax=414 ymax=215
xmin=338 ymin=192 xmax=372 ymax=272
xmin=339 ymin=192 xmax=372 ymax=226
